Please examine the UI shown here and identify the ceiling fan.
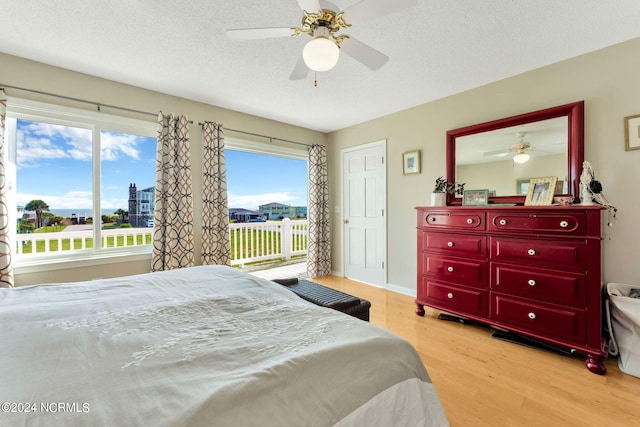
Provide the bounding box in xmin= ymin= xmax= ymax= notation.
xmin=226 ymin=0 xmax=418 ymax=81
xmin=482 ymin=132 xmax=538 ymax=164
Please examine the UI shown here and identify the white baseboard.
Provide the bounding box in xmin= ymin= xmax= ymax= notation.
xmin=385 ymin=282 xmax=416 ymax=298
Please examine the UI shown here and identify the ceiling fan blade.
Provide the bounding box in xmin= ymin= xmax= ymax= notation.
xmin=343 ymin=0 xmax=418 ymax=25
xmin=226 ymin=27 xmax=295 ymax=41
xmin=483 ymin=149 xmax=511 ymax=157
xmin=296 ymin=0 xmax=322 ymax=13
xmin=340 ymin=37 xmax=388 ymax=70
xmin=290 ymin=56 xmax=310 ymax=80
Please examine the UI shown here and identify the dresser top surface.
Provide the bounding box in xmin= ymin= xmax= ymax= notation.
xmin=416 ymin=205 xmax=605 ymax=211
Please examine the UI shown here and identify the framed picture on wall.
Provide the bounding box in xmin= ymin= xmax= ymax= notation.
xmin=625 ymin=114 xmax=640 ymax=151
xmin=525 ymin=176 xmax=557 ymax=206
xmin=402 ymin=150 xmax=421 ymax=175
xmin=516 ymin=178 xmax=531 ymax=195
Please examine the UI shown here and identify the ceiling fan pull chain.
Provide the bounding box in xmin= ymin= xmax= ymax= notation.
xmin=314 ymin=71 xmax=318 ymax=87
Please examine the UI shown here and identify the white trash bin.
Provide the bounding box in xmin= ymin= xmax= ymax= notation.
xmin=606 ymin=282 xmax=640 ymax=378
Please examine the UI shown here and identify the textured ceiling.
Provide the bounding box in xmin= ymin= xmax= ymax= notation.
xmin=1 ymin=1 xmax=640 ymax=133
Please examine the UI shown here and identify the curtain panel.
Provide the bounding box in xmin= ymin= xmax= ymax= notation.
xmin=151 ymin=113 xmax=195 ymax=272
xmin=307 ymin=144 xmax=331 ymax=277
xmin=0 ymin=89 xmax=14 ymax=287
xmin=201 ymin=122 xmax=231 ymax=266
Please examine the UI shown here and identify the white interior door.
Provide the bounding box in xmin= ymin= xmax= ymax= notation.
xmin=342 ymin=140 xmax=386 ymax=286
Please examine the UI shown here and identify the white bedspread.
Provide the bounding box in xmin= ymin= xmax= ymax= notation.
xmin=0 ymin=265 xmax=448 ymax=426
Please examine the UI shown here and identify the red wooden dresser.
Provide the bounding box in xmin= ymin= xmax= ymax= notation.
xmin=415 ymin=205 xmax=607 ymax=374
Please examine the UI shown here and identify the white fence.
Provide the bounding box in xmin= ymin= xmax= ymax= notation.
xmin=15 ymin=228 xmax=154 ymax=255
xmin=15 ymin=220 xmax=308 ymax=266
xmin=228 ymin=219 xmax=308 ymax=267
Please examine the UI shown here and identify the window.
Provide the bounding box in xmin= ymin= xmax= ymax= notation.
xmin=225 ymin=140 xmax=308 ymax=217
xmin=4 ymin=98 xmax=157 ymax=268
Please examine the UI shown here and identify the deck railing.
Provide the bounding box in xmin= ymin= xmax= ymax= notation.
xmin=15 ymin=219 xmax=308 ymax=266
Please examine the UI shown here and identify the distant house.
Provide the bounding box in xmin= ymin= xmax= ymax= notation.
xmin=128 ymin=183 xmax=155 ymax=227
xmin=229 ymin=208 xmax=263 ymax=222
xmin=258 ymin=203 xmax=307 ymax=220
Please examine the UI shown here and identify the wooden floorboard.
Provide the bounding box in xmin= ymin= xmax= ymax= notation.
xmin=311 ymin=275 xmax=640 ymax=427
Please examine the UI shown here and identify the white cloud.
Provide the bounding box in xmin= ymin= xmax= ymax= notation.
xmin=101 ymin=132 xmax=141 ymax=161
xmin=17 ymin=122 xmax=91 ymax=167
xmin=17 ymin=191 xmax=92 ymax=210
xmin=16 ymin=122 xmax=147 ymax=168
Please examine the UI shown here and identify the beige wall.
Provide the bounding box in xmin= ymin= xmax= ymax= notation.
xmin=0 ymin=53 xmax=327 ymax=286
xmin=327 ymin=37 xmax=640 ymax=294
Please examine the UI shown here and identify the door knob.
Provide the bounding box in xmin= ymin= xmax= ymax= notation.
xmin=344 ymin=219 xmax=349 ymax=224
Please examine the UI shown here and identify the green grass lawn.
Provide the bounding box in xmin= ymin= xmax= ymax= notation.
xmin=20 ymin=228 xmax=153 ymax=254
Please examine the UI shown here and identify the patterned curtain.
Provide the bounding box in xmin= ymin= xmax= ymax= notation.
xmin=201 ymin=122 xmax=230 ymax=266
xmin=151 ymin=113 xmax=194 ymax=271
xmin=0 ymin=89 xmax=14 ymax=287
xmin=307 ymin=144 xmax=331 ymax=277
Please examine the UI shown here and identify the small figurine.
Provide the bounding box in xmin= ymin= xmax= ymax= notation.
xmin=580 ymin=161 xmax=595 ymax=205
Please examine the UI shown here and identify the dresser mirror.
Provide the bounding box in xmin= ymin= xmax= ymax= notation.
xmin=446 ymin=101 xmax=584 ymax=205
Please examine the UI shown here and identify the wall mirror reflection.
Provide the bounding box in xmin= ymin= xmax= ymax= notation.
xmin=445 ymin=101 xmax=584 ymax=205
xmin=456 ymin=117 xmax=569 ymax=197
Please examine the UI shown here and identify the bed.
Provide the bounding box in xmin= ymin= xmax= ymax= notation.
xmin=0 ymin=265 xmax=448 ymax=426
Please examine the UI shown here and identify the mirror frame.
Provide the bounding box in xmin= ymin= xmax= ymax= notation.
xmin=446 ymin=101 xmax=584 ymax=206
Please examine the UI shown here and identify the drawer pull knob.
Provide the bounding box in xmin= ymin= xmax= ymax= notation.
xmin=560 ymin=220 xmax=569 ymax=228
xmin=447 ymin=266 xmax=454 ymax=272
xmin=447 ymin=241 xmax=454 ymax=247
xmin=527 ymin=249 xmax=536 ymax=256
xmin=528 ymin=279 xmax=536 ymax=287
xmin=528 ymin=312 xmax=536 ymax=320
xmin=466 ymin=218 xmax=473 ymax=224
xmin=499 ymin=219 xmax=507 ymax=226
xmin=428 ymin=217 xmax=436 ymax=222
xmin=447 ymin=293 xmax=454 ymax=299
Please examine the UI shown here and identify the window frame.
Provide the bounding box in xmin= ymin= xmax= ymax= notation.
xmin=4 ymin=97 xmax=157 ymax=273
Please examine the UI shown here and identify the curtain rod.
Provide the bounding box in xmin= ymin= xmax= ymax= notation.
xmin=0 ymin=84 xmax=311 ymax=146
xmin=198 ymin=121 xmax=312 ymax=148
xmin=0 ymin=83 xmax=158 ymax=118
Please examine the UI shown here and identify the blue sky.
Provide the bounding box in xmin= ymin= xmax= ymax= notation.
xmin=16 ymin=119 xmax=308 ymax=213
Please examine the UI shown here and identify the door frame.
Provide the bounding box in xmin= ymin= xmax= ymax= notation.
xmin=340 ymin=139 xmax=387 ymax=287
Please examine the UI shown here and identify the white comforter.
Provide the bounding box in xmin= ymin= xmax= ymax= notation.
xmin=0 ymin=265 xmax=448 ymax=426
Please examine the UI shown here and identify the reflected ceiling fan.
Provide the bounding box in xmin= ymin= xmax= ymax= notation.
xmin=226 ymin=0 xmax=417 ymax=81
xmin=482 ymin=132 xmax=540 ymax=164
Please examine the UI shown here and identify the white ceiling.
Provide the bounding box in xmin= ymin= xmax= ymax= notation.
xmin=1 ymin=1 xmax=640 ymax=133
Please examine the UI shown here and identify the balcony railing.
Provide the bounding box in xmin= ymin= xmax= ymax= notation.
xmin=15 ymin=219 xmax=308 ymax=266
xmin=229 ymin=219 xmax=307 ymax=267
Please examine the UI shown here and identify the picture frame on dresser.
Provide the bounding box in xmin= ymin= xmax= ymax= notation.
xmin=525 ymin=177 xmax=557 ymax=206
xmin=462 ymin=189 xmax=489 ymax=206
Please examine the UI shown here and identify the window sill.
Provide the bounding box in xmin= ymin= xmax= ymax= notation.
xmin=13 ymin=247 xmax=152 ymax=275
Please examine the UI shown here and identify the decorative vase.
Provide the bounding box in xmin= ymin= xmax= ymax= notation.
xmin=431 ymin=192 xmax=446 ymax=207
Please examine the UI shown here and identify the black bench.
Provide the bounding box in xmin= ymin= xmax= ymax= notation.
xmin=273 ymin=278 xmax=371 ymax=321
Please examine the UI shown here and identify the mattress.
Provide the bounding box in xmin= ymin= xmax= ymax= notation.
xmin=0 ymin=265 xmax=448 ymax=426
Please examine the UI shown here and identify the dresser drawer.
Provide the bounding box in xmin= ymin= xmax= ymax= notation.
xmin=492 ymin=295 xmax=586 ymax=343
xmin=491 ymin=263 xmax=586 ymax=307
xmin=421 ymin=232 xmax=487 ymax=258
xmin=490 ymin=237 xmax=586 ymax=271
xmin=420 ymin=278 xmax=487 ymax=317
xmin=420 ymin=210 xmax=485 ymax=230
xmin=422 ymin=254 xmax=486 ymax=288
xmin=488 ymin=211 xmax=585 ymax=235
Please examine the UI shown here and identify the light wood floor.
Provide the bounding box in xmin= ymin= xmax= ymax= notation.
xmin=312 ymin=275 xmax=640 ymax=427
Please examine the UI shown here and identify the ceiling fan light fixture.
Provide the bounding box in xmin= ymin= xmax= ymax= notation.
xmin=513 ymin=151 xmax=530 ymax=164
xmin=303 ymin=29 xmax=340 ymax=72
